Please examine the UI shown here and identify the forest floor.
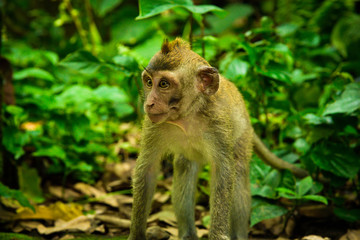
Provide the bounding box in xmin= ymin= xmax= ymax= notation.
xmin=0 ymin=159 xmax=359 ymax=240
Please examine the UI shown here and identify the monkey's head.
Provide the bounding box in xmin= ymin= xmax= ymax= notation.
xmin=141 ymin=38 xmax=219 ymax=123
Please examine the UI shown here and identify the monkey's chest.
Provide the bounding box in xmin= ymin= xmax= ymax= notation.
xmin=163 ymin=128 xmax=210 ymax=162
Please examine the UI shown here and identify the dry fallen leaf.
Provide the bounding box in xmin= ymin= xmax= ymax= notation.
xmin=339 ymin=230 xmax=360 ymax=240
xmin=74 ymin=182 xmax=105 ymax=198
xmin=95 ymin=214 xmax=131 ymax=228
xmin=48 ymin=186 xmax=82 ymax=200
xmin=302 ymin=235 xmax=330 ymax=240
xmin=37 ymin=215 xmax=92 ymax=235
xmin=148 ymin=210 xmax=177 ymax=226
xmin=15 ymin=202 xmax=83 ymax=221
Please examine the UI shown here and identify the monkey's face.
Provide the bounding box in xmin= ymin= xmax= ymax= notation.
xmin=141 ymin=70 xmax=184 ymax=123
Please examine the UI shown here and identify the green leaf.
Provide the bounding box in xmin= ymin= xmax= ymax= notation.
xmin=137 ymin=0 xmax=224 ymax=20
xmin=257 ymin=67 xmax=291 ymax=83
xmin=113 ymin=55 xmax=139 ymax=70
xmin=90 ymin=0 xmax=124 ymax=17
xmin=183 ymin=5 xmax=225 ymax=16
xmin=291 ymin=69 xmax=317 ymax=84
xmin=114 ymin=103 xmax=134 ymax=118
xmin=0 ymin=183 xmax=35 ymax=212
xmin=251 ymin=184 xmax=277 ymax=199
xmin=331 ymin=14 xmax=360 ymax=59
xmin=293 ymin=138 xmax=310 ymax=154
xmin=3 ymin=126 xmax=29 ymax=159
xmin=5 ymin=105 xmax=24 ymax=116
xmin=311 ymin=142 xmax=359 ymax=178
xmin=296 ymin=176 xmax=313 ymax=197
xmin=70 ymin=115 xmax=90 ymax=142
xmin=93 ymin=85 xmax=129 ymax=103
xmin=334 ymin=208 xmax=360 ymax=222
xmin=13 ymin=68 xmax=55 ymax=81
xmin=55 ymin=85 xmax=95 ymax=111
xmin=276 ymin=187 xmax=296 ymax=199
xmin=59 ymin=50 xmax=102 ymax=74
xmin=302 ymin=195 xmax=328 ymax=205
xmin=251 ymin=201 xmax=288 ymax=226
xmin=303 ymin=113 xmax=333 ymax=125
xmin=239 ymin=41 xmax=257 ymax=65
xmin=323 ymin=82 xmax=360 ymax=116
xmin=224 ymin=58 xmax=249 ymax=80
xmin=18 ymin=163 xmax=44 ymax=203
xmin=276 ymin=23 xmax=299 ymax=37
xmin=33 ymin=145 xmax=67 ymax=160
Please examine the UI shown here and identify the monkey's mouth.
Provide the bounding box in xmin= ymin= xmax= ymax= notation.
xmin=147 ymin=113 xmax=168 ymax=123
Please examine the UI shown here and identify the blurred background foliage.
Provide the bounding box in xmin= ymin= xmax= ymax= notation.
xmin=0 ymin=0 xmax=359 ymax=232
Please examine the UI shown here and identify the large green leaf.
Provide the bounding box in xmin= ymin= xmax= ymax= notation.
xmin=295 ymin=176 xmax=313 ymax=197
xmin=323 ymin=82 xmax=360 ymax=116
xmin=3 ymin=126 xmax=30 ymax=159
xmin=90 ymin=0 xmax=124 ymax=17
xmin=251 ymin=200 xmax=288 ymax=226
xmin=70 ymin=115 xmax=91 ymax=142
xmin=302 ymin=195 xmax=328 ymax=205
xmin=33 ymin=145 xmax=67 ymax=160
xmin=137 ymin=0 xmax=224 ymax=20
xmin=13 ymin=68 xmax=55 ymax=81
xmin=224 ymin=58 xmax=249 ymax=80
xmin=18 ymin=163 xmax=44 ymax=203
xmin=331 ymin=14 xmax=360 ymax=60
xmin=55 ymin=85 xmax=95 ymax=112
xmin=256 ymin=67 xmax=291 ymax=83
xmin=310 ymin=142 xmax=359 ymax=178
xmin=93 ymin=85 xmax=129 ymax=103
xmin=59 ymin=50 xmax=103 ymax=75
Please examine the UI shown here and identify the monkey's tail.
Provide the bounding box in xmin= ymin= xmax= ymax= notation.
xmin=253 ymin=133 xmax=309 ymax=178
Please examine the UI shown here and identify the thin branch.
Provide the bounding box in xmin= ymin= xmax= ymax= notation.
xmin=64 ymin=0 xmax=90 ymax=50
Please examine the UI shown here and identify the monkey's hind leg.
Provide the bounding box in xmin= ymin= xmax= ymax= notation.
xmin=230 ymin=140 xmax=251 ymax=240
xmin=173 ymin=155 xmax=200 ymax=240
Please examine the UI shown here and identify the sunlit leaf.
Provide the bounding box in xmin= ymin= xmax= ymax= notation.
xmin=302 ymin=195 xmax=328 ymax=205
xmin=323 ymin=82 xmax=360 ymax=116
xmin=33 ymin=145 xmax=67 ymax=160
xmin=59 ymin=50 xmax=102 ymax=75
xmin=296 ymin=176 xmax=313 ymax=197
xmin=14 ymin=68 xmax=55 ymax=81
xmin=137 ymin=0 xmax=224 ymax=20
xmin=93 ymin=85 xmax=129 ymax=103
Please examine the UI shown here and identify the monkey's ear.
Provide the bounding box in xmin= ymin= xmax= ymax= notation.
xmin=197 ymin=66 xmax=219 ymax=96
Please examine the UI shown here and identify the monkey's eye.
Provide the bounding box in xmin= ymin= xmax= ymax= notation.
xmin=145 ymin=78 xmax=153 ymax=88
xmin=159 ymin=79 xmax=170 ymax=89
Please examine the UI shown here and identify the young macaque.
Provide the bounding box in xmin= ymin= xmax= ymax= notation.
xmin=128 ymin=38 xmax=307 ymax=240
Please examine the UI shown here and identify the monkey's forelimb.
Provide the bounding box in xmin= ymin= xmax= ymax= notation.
xmin=253 ymin=133 xmax=309 ymax=178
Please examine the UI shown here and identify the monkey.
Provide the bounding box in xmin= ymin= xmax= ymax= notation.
xmin=127 ymin=38 xmax=308 ymax=240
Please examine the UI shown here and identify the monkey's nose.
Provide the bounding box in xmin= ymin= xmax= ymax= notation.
xmin=146 ymin=103 xmax=155 ymax=109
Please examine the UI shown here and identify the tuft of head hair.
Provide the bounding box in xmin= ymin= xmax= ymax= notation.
xmin=161 ymin=38 xmax=190 ymax=54
xmin=147 ymin=38 xmax=208 ymax=71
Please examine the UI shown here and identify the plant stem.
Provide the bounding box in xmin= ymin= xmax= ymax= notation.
xmin=84 ymin=0 xmax=102 ymax=54
xmin=64 ymin=0 xmax=90 ymax=51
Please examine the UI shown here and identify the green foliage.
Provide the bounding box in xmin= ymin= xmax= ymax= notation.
xmin=2 ymin=0 xmax=359 ymax=228
xmin=137 ymin=0 xmax=225 ymax=20
xmin=0 ymin=183 xmax=35 ymax=212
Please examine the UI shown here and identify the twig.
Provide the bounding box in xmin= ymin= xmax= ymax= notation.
xmin=64 ymin=0 xmax=90 ymax=50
